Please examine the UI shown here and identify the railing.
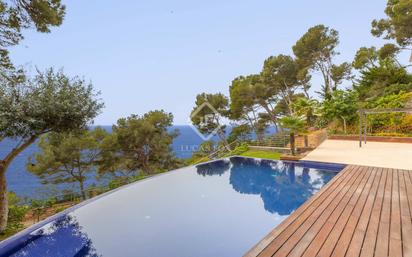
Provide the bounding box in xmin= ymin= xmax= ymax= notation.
xmin=249 ymin=129 xmax=328 ymax=154
xmin=194 ymin=131 xmax=327 ymax=164
xmin=250 ymin=133 xmax=290 ymax=148
xmin=20 ymin=177 xmax=141 ymax=206
xmin=194 ymin=139 xmax=241 ymax=164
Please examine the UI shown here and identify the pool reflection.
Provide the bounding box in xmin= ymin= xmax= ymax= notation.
xmin=2 ymin=157 xmax=340 ymax=257
xmin=196 ymin=159 xmax=231 ymax=176
xmin=196 ymin=157 xmax=335 ymax=215
xmin=8 ymin=215 xmax=100 ymax=257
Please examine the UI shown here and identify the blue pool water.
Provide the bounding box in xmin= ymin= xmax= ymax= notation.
xmin=0 ymin=157 xmax=344 ymax=257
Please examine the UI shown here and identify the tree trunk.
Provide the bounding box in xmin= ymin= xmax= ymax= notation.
xmin=256 ymin=131 xmax=264 ymax=144
xmin=79 ymin=180 xmax=86 ymax=201
xmin=0 ymin=166 xmax=8 ymax=233
xmin=261 ymin=103 xmax=278 ymax=127
xmin=342 ymin=117 xmax=347 ymax=134
xmin=141 ymin=155 xmax=152 ymax=175
xmin=0 ymin=135 xmax=38 ymax=233
xmin=217 ymin=129 xmax=231 ymax=151
xmin=290 ymin=132 xmax=296 ymax=156
xmin=304 ymin=135 xmax=309 ymax=148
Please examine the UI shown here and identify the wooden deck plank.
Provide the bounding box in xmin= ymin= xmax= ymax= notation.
xmin=359 ymin=168 xmax=389 ymax=257
xmin=255 ymin=165 xmax=361 ymax=257
xmin=315 ymin=166 xmax=376 ymax=257
xmin=275 ymin=166 xmax=367 ymax=257
xmin=244 ymin=165 xmax=355 ymax=257
xmin=285 ymin=166 xmax=369 ymax=257
xmin=332 ymin=167 xmax=382 ymax=257
xmin=344 ymin=167 xmax=384 ymax=257
xmin=375 ymin=168 xmax=393 ymax=257
xmin=245 ymin=165 xmax=412 ymax=257
xmin=252 ymin=165 xmax=359 ymax=257
xmin=401 ymin=170 xmax=412 ymax=257
xmin=389 ymin=169 xmax=402 ymax=257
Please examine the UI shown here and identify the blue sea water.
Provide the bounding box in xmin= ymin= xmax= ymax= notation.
xmin=1 ymin=125 xmax=274 ymax=198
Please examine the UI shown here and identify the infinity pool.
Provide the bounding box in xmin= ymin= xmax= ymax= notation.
xmin=0 ymin=157 xmax=344 ymax=257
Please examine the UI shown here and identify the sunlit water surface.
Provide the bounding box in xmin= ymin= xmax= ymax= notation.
xmin=1 ymin=157 xmax=343 ymax=257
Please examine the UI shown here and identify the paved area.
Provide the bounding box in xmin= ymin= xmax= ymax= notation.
xmin=302 ymin=139 xmax=412 ymax=170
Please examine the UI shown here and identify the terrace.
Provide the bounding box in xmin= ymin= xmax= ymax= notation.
xmin=302 ymin=139 xmax=412 ymax=170
xmin=244 ymin=134 xmax=412 ymax=257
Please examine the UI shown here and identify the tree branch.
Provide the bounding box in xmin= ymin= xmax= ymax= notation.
xmin=3 ymin=134 xmax=38 ymax=168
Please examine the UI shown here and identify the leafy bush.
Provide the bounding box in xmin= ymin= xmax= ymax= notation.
xmin=229 ymin=143 xmax=249 ymax=155
xmin=366 ymin=92 xmax=412 ymax=134
xmin=373 ymin=132 xmax=411 ymax=137
xmin=1 ymin=193 xmax=29 ymax=238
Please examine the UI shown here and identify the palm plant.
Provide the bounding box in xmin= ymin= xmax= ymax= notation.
xmin=292 ymin=97 xmax=319 ymax=126
xmin=279 ymin=115 xmax=307 ymax=155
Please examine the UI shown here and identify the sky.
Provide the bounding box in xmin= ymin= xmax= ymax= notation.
xmin=8 ymin=0 xmax=408 ymax=125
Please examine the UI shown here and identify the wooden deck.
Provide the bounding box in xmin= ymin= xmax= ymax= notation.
xmin=245 ymin=165 xmax=412 ymax=257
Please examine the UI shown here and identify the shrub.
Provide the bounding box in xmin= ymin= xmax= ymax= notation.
xmin=230 ymin=143 xmax=249 ymax=155
xmin=0 ymin=193 xmax=29 ymax=238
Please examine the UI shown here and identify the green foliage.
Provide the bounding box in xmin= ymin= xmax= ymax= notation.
xmin=321 ymin=90 xmax=359 ymax=133
xmin=0 ymin=68 xmax=103 ymax=233
xmin=99 ymin=110 xmax=178 ymax=175
xmin=0 ymin=68 xmax=104 ymax=140
xmin=279 ymin=115 xmax=306 ymax=155
xmin=229 ymin=75 xmax=259 ymax=120
xmin=364 ymin=92 xmax=412 ymax=134
xmin=292 ymin=97 xmax=320 ymax=126
xmin=0 ymin=192 xmax=28 ymax=238
xmin=354 ymin=59 xmax=412 ymax=101
xmin=229 ymin=75 xmax=270 ymax=140
xmin=196 ymin=140 xmax=216 ymax=156
xmin=261 ymin=55 xmax=309 ymax=113
xmin=352 ymin=44 xmax=401 ymax=71
xmin=279 ymin=116 xmax=306 ymax=134
xmin=30 ymin=198 xmax=55 ymax=222
xmin=239 ymin=150 xmax=281 ymax=160
xmin=371 ymin=0 xmax=412 ymax=46
xmin=229 ymin=74 xmax=279 ymax=124
xmin=28 ymin=128 xmax=109 ymax=200
xmin=185 ymin=141 xmax=216 ymax=165
xmin=352 ymin=46 xmax=379 ymax=70
xmin=108 ymin=179 xmax=124 ymax=190
xmin=227 ymin=124 xmax=252 ymax=144
xmin=0 ymin=0 xmax=65 ymax=73
xmin=370 ymin=91 xmax=412 ymax=109
xmin=293 ymin=25 xmax=351 ymax=99
xmin=191 ymin=93 xmax=229 ymax=138
xmin=293 ymin=25 xmax=339 ymax=67
xmin=378 ymin=43 xmax=401 ymax=60
xmin=230 ymin=143 xmax=249 ymax=155
xmin=191 ymin=93 xmax=231 ymax=149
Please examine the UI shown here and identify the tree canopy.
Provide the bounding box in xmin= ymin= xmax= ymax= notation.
xmin=190 ymin=93 xmax=230 ymax=148
xmin=293 ymin=25 xmax=352 ymax=99
xmin=0 ymin=69 xmax=103 ymax=232
xmin=0 ymin=0 xmax=65 ymax=72
xmin=28 ymin=128 xmax=109 ymax=200
xmin=261 ymin=54 xmax=308 ymax=114
xmin=98 ymin=110 xmax=178 ymax=176
xmin=371 ymin=0 xmax=412 ymax=47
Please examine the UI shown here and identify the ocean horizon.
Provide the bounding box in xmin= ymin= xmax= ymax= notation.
xmin=1 ymin=125 xmax=275 ymax=199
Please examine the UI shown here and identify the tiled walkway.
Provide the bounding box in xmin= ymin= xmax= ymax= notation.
xmin=302 ymin=140 xmax=412 ymax=170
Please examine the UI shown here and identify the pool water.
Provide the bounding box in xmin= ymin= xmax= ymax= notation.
xmin=0 ymin=157 xmax=344 ymax=257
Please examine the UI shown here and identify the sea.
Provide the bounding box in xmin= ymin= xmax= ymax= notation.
xmin=1 ymin=125 xmax=274 ymax=199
